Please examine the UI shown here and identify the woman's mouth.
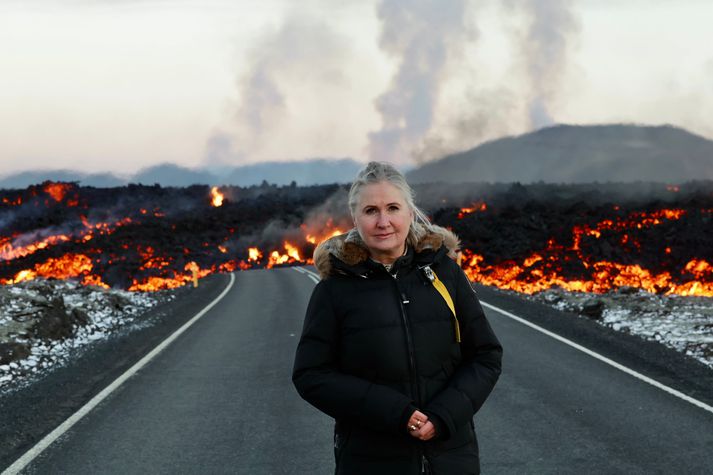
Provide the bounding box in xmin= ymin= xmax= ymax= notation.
xmin=374 ymin=232 xmax=393 ymax=239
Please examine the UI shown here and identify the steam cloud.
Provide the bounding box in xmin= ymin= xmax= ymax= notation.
xmin=205 ymin=12 xmax=349 ymax=168
xmin=206 ymin=1 xmax=580 ymax=170
xmin=511 ymin=0 xmax=579 ymax=129
xmin=372 ymin=0 xmax=579 ymax=165
xmin=368 ymin=0 xmax=469 ymax=165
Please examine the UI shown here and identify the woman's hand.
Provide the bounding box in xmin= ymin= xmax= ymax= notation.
xmin=406 ymin=410 xmax=436 ymax=441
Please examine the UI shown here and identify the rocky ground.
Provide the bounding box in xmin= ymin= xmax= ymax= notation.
xmin=0 ymin=278 xmax=175 ymax=390
xmin=522 ymin=287 xmax=713 ymax=369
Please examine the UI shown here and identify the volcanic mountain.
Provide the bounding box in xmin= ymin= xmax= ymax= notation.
xmin=407 ymin=124 xmax=713 ymax=184
xmin=0 ymin=159 xmax=363 ymax=189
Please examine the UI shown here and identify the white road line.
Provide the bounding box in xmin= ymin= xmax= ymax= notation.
xmin=480 ymin=301 xmax=713 ymax=415
xmin=292 ymin=266 xmax=319 ymax=284
xmin=2 ymin=273 xmax=237 ymax=475
xmin=293 ymin=266 xmax=713 ymax=415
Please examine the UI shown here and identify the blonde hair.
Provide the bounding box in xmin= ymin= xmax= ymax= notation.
xmin=348 ymin=161 xmax=431 ymax=247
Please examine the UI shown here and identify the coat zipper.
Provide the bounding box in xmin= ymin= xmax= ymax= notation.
xmin=391 ymin=273 xmax=429 ymax=473
xmin=391 ymin=273 xmax=421 ymax=405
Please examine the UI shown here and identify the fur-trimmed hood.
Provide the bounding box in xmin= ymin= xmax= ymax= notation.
xmin=313 ymin=225 xmax=460 ymax=279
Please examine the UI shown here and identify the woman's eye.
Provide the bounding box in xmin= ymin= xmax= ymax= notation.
xmin=389 ymin=205 xmax=400 ymax=212
xmin=365 ymin=208 xmax=376 ymax=214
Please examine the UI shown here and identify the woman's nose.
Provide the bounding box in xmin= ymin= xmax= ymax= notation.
xmin=376 ymin=213 xmax=389 ymax=227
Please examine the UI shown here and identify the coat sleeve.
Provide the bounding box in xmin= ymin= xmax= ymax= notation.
xmin=424 ymin=264 xmax=503 ymax=438
xmin=292 ymin=280 xmax=415 ymax=434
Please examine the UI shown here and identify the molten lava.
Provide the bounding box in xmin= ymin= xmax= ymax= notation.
xmin=457 ymin=201 xmax=487 ymax=219
xmin=43 ymin=182 xmax=73 ymax=202
xmin=3 ymin=253 xmax=95 ymax=285
xmin=2 ymin=181 xmax=712 ymax=297
xmin=211 ymin=187 xmax=224 ymax=207
xmin=460 ymin=207 xmax=713 ymax=297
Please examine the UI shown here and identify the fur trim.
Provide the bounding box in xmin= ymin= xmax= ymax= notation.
xmin=313 ymin=225 xmax=460 ymax=279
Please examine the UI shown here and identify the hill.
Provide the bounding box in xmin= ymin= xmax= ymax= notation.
xmin=0 ymin=159 xmax=362 ymax=189
xmin=407 ymin=124 xmax=713 ymax=183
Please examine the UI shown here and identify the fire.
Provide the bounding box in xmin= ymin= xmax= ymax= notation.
xmin=1 ymin=234 xmax=72 ymax=261
xmin=460 ymin=206 xmax=713 ymax=297
xmin=0 ymin=216 xmax=134 ymax=263
xmin=82 ymin=274 xmax=110 ymax=289
xmin=266 ymin=242 xmax=303 ymax=269
xmin=211 ymin=187 xmax=224 ymax=207
xmin=43 ymin=182 xmax=73 ymax=202
xmin=2 ymin=253 xmax=95 ymax=285
xmin=2 ymin=178 xmax=710 ymax=298
xmin=128 ymin=261 xmax=212 ymax=292
xmin=463 ymin=250 xmax=713 ymax=297
xmin=572 ymin=208 xmax=686 ymax=251
xmin=284 ymin=242 xmax=301 ymax=261
xmin=248 ymin=247 xmax=262 ymax=262
xmin=2 ymin=196 xmax=23 ymax=206
xmin=302 ymin=218 xmax=346 ymax=245
xmin=305 ymin=228 xmax=344 ymax=245
xmin=457 ymin=201 xmax=487 ymax=219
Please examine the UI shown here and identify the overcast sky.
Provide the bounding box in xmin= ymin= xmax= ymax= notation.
xmin=1 ymin=0 xmax=711 ymax=175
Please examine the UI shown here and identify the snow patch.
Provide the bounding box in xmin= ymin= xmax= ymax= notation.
xmin=0 ymin=278 xmax=174 ymax=391
xmin=524 ymin=287 xmax=713 ymax=369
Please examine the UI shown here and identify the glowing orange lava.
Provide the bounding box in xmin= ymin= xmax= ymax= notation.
xmin=43 ymin=182 xmax=73 ymax=202
xmin=1 ymin=253 xmax=95 ymax=285
xmin=266 ymin=242 xmax=303 ymax=268
xmin=211 ymin=187 xmax=224 ymax=207
xmin=457 ymin=201 xmax=487 ymax=219
xmin=457 ymin=205 xmax=713 ymax=297
xmin=248 ymin=247 xmax=262 ymax=262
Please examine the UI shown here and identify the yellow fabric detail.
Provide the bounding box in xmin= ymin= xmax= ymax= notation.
xmin=431 ymin=273 xmax=461 ymax=343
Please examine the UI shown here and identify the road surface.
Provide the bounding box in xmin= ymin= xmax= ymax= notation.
xmin=3 ymin=267 xmax=713 ymax=474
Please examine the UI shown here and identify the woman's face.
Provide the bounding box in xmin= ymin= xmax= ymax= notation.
xmin=354 ymin=181 xmax=414 ymax=263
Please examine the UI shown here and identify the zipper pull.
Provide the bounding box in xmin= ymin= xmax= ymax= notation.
xmin=401 ymin=292 xmax=410 ymax=304
xmin=421 ymin=455 xmax=431 ymax=474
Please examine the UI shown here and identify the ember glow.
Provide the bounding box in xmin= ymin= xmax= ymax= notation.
xmin=248 ymin=247 xmax=262 ymax=262
xmin=302 ymin=218 xmax=346 ymax=245
xmin=5 ymin=253 xmax=94 ymax=284
xmin=44 ymin=182 xmax=73 ymax=202
xmin=211 ymin=187 xmax=224 ymax=207
xmin=457 ymin=201 xmax=487 ymax=219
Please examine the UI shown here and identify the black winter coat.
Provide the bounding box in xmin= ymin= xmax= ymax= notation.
xmin=293 ymin=228 xmax=502 ymax=475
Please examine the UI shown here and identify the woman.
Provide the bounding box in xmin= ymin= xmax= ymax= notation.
xmin=293 ymin=162 xmax=502 ymax=474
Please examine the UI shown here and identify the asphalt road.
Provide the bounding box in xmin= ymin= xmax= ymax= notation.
xmin=5 ymin=267 xmax=713 ymax=474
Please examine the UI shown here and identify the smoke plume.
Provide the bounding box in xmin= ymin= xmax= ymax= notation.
xmin=512 ymin=0 xmax=579 ymax=129
xmin=368 ymin=0 xmax=469 ymax=165
xmin=206 ymin=12 xmax=350 ymax=166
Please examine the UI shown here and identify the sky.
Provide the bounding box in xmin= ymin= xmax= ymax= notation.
xmin=0 ymin=0 xmax=711 ymax=176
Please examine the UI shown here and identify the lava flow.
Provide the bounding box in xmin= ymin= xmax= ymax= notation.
xmin=1 ymin=181 xmax=712 ymax=296
xmin=456 ymin=205 xmax=713 ymax=297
